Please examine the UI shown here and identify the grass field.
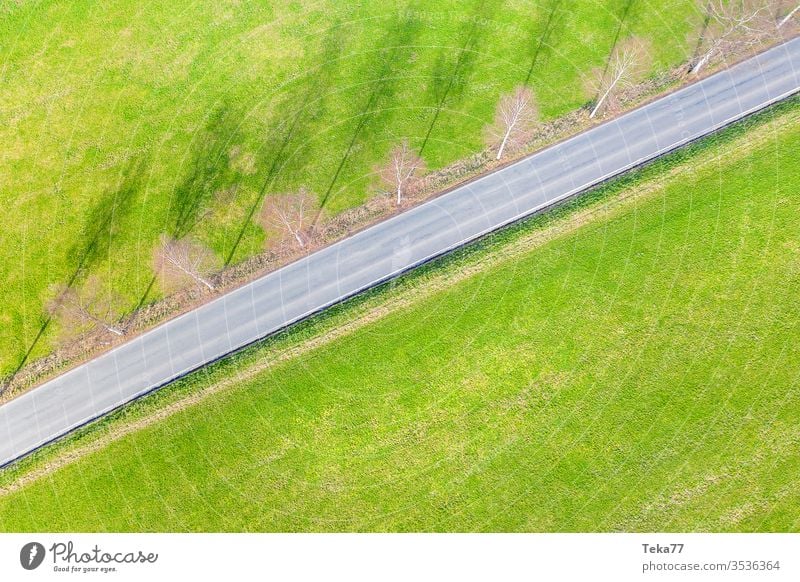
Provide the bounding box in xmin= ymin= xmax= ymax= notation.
xmin=1 ymin=99 xmax=798 ymax=532
xmin=0 ymin=0 xmax=701 ymax=376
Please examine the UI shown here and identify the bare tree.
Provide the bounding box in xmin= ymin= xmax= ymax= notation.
xmin=778 ymin=3 xmax=799 ymax=27
xmin=47 ymin=277 xmax=125 ymax=337
xmin=691 ymin=0 xmax=774 ymax=75
xmin=486 ymin=86 xmax=539 ymax=160
xmin=260 ymin=189 xmax=316 ymax=249
xmin=154 ymin=235 xmax=218 ymax=291
xmin=378 ymin=140 xmax=426 ymax=205
xmin=589 ymin=37 xmax=651 ymax=119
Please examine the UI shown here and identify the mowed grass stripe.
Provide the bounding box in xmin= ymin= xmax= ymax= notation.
xmin=0 ymin=101 xmax=798 ymax=532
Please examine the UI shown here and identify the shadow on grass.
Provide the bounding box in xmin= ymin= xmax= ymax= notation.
xmin=133 ymin=103 xmax=248 ymax=309
xmin=418 ymin=0 xmax=501 ymax=157
xmin=311 ymin=5 xmax=425 ymax=226
xmin=690 ymin=2 xmax=712 ymax=64
xmin=223 ymin=25 xmax=346 ymax=265
xmin=3 ymin=158 xmax=148 ymax=393
xmin=167 ymin=106 xmax=243 ymax=240
xmin=598 ymin=0 xmax=640 ymax=83
xmin=523 ymin=0 xmax=565 ymax=86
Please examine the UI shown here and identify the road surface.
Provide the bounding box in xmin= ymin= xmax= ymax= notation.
xmin=2 ymin=38 xmax=800 ymax=467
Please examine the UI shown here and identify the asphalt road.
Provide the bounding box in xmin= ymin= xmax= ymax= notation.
xmin=2 ymin=38 xmax=800 ymax=467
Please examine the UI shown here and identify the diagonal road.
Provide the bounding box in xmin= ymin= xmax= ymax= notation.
xmin=2 ymin=38 xmax=800 ymax=467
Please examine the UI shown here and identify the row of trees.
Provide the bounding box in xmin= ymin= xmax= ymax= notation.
xmin=375 ymin=0 xmax=800 ymax=204
xmin=47 ymin=237 xmax=221 ymax=339
xmin=47 ymin=0 xmax=797 ymax=340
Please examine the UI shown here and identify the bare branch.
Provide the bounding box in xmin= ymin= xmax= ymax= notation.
xmin=154 ymin=235 xmax=218 ymax=291
xmin=259 ymin=189 xmax=317 ymax=249
xmin=485 ymin=86 xmax=539 ymax=160
xmin=378 ymin=140 xmax=426 ymax=205
xmin=588 ymin=37 xmax=651 ymax=119
xmin=47 ymin=277 xmax=126 ymax=338
xmin=692 ymin=0 xmax=775 ymax=75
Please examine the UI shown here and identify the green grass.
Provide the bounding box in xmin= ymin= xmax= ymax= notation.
xmin=0 ymin=0 xmax=701 ymax=376
xmin=1 ymin=98 xmax=798 ymax=532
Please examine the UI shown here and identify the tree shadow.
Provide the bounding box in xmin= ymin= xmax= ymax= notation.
xmin=133 ymin=104 xmax=247 ymax=307
xmin=523 ymin=0 xmax=565 ymax=85
xmin=168 ymin=105 xmax=242 ymax=240
xmin=311 ymin=5 xmax=424 ymax=226
xmin=418 ymin=0 xmax=501 ymax=156
xmin=66 ymin=158 xmax=146 ymax=276
xmin=690 ymin=2 xmax=712 ymax=63
xmin=224 ymin=25 xmax=346 ymax=265
xmin=3 ymin=158 xmax=147 ymax=392
xmin=599 ymin=0 xmax=640 ymax=82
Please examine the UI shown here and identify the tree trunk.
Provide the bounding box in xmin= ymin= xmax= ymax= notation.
xmin=197 ymin=275 xmax=215 ymax=291
xmin=590 ymin=79 xmax=617 ymax=119
xmin=172 ymin=260 xmax=215 ymax=290
xmin=692 ymin=50 xmax=712 ymax=75
xmin=103 ymin=324 xmax=125 ymax=336
xmin=779 ymin=5 xmax=799 ymax=28
xmin=496 ymin=129 xmax=511 ymax=160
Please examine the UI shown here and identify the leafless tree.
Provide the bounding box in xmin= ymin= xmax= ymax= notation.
xmin=589 ymin=37 xmax=651 ymax=119
xmin=47 ymin=277 xmax=126 ymax=337
xmin=154 ymin=235 xmax=218 ymax=291
xmin=691 ymin=0 xmax=774 ymax=75
xmin=260 ymin=189 xmax=316 ymax=249
xmin=778 ymin=3 xmax=799 ymax=27
xmin=378 ymin=140 xmax=426 ymax=205
xmin=486 ymin=86 xmax=539 ymax=160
